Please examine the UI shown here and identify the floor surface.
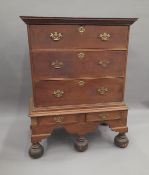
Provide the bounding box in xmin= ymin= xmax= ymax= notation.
xmin=0 ymin=105 xmax=149 ymax=175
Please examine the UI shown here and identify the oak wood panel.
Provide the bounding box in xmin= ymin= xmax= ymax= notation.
xmin=34 ymin=78 xmax=124 ymax=107
xmin=29 ymin=25 xmax=129 ymax=49
xmin=32 ymin=50 xmax=126 ymax=79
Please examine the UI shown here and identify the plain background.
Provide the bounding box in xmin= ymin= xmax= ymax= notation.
xmin=0 ymin=0 xmax=149 ymax=174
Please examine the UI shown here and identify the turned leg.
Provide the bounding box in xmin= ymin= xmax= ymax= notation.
xmin=74 ymin=136 xmax=88 ymax=152
xmin=29 ymin=142 xmax=44 ymax=159
xmin=114 ymin=133 xmax=129 ymax=148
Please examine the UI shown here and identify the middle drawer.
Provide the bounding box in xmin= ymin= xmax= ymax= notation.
xmin=32 ymin=50 xmax=126 ymax=79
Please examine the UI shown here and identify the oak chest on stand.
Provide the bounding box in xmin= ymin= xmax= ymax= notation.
xmin=21 ymin=16 xmax=137 ymax=158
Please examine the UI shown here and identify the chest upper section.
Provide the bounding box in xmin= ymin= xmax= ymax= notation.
xmin=21 ymin=17 xmax=137 ymax=50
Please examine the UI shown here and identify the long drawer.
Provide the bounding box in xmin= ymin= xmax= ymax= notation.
xmin=29 ymin=25 xmax=129 ymax=49
xmin=37 ymin=114 xmax=85 ymax=126
xmin=34 ymin=78 xmax=124 ymax=107
xmin=32 ymin=50 xmax=126 ymax=79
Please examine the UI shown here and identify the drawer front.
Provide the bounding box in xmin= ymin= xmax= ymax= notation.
xmin=32 ymin=51 xmax=126 ymax=79
xmin=38 ymin=114 xmax=85 ymax=125
xmin=34 ymin=78 xmax=124 ymax=107
xmin=86 ymin=111 xmax=122 ymax=122
xmin=29 ymin=25 xmax=128 ymax=49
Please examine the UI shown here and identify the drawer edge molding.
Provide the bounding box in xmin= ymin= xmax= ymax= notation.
xmin=29 ymin=98 xmax=128 ymax=117
xmin=30 ymin=48 xmax=128 ymax=53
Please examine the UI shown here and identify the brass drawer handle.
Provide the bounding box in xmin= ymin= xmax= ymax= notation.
xmin=99 ymin=32 xmax=110 ymax=41
xmin=99 ymin=113 xmax=108 ymax=120
xmin=78 ymin=52 xmax=85 ymax=59
xmin=98 ymin=60 xmax=110 ymax=68
xmin=51 ymin=60 xmax=63 ymax=69
xmin=53 ymin=89 xmax=64 ymax=98
xmin=97 ymin=87 xmax=109 ymax=95
xmin=53 ymin=116 xmax=64 ymax=123
xmin=78 ymin=80 xmax=85 ymax=86
xmin=50 ymin=32 xmax=62 ymax=41
xmin=78 ymin=26 xmax=85 ymax=33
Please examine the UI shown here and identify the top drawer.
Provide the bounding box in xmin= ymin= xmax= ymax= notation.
xmin=29 ymin=25 xmax=129 ymax=49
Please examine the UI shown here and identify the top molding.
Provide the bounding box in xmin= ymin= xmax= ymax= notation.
xmin=20 ymin=16 xmax=138 ymax=26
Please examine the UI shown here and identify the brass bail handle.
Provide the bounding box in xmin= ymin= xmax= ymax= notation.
xmin=99 ymin=32 xmax=111 ymax=41
xmin=53 ymin=89 xmax=64 ymax=98
xmin=98 ymin=87 xmax=109 ymax=95
xmin=98 ymin=60 xmax=110 ymax=68
xmin=99 ymin=113 xmax=108 ymax=120
xmin=51 ymin=60 xmax=63 ymax=69
xmin=50 ymin=32 xmax=63 ymax=41
xmin=53 ymin=116 xmax=64 ymax=123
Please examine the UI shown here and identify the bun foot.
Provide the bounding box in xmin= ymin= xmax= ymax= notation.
xmin=74 ymin=136 xmax=88 ymax=152
xmin=114 ymin=133 xmax=129 ymax=148
xmin=29 ymin=142 xmax=44 ymax=159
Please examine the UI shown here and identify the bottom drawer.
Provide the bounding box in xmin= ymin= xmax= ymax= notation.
xmin=34 ymin=78 xmax=124 ymax=107
xmin=38 ymin=114 xmax=85 ymax=125
xmin=86 ymin=111 xmax=122 ymax=122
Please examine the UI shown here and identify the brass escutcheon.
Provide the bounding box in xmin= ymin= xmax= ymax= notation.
xmin=51 ymin=60 xmax=63 ymax=69
xmin=50 ymin=32 xmax=62 ymax=41
xmin=97 ymin=87 xmax=109 ymax=95
xmin=78 ymin=80 xmax=85 ymax=86
xmin=99 ymin=32 xmax=110 ymax=41
xmin=78 ymin=26 xmax=85 ymax=33
xmin=53 ymin=116 xmax=64 ymax=123
xmin=53 ymin=89 xmax=64 ymax=98
xmin=78 ymin=52 xmax=85 ymax=59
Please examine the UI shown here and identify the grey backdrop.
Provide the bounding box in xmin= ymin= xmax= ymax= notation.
xmin=0 ymin=0 xmax=149 ymax=175
xmin=0 ymin=0 xmax=149 ymax=110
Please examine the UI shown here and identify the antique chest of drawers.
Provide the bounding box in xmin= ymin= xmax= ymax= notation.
xmin=21 ymin=16 xmax=137 ymax=158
